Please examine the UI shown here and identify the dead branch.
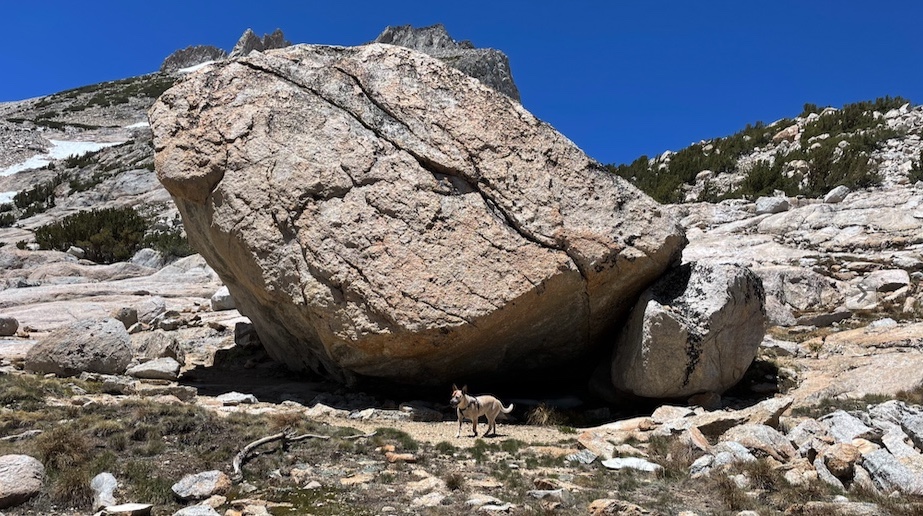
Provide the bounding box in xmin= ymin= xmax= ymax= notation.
xmin=231 ymin=430 xmax=376 ymax=481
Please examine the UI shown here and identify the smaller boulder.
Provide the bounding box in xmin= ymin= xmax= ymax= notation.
xmin=131 ymin=331 xmax=182 ymax=362
xmin=98 ymin=502 xmax=153 ymax=515
xmin=171 ymin=470 xmax=231 ymax=501
xmin=611 ymin=262 xmax=766 ymax=399
xmin=772 ymin=124 xmax=800 ymax=143
xmin=823 ymin=443 xmax=860 ymax=480
xmin=755 ymin=196 xmax=790 ymax=215
xmin=130 ymin=248 xmax=165 ymax=269
xmin=0 ymin=454 xmax=44 ymax=509
xmin=0 ymin=316 xmax=19 ymax=337
xmin=25 ymin=318 xmax=132 ymax=376
xmin=172 ymin=505 xmax=221 ymax=516
xmin=215 ymin=392 xmax=258 ymax=406
xmin=126 ymin=357 xmax=181 ymax=380
xmin=210 ymin=286 xmax=235 ymax=311
xmin=136 ymin=296 xmax=167 ymax=325
xmin=110 ymin=307 xmax=139 ymax=329
xmin=823 ymin=185 xmax=851 ymax=204
xmin=67 ymin=245 xmax=86 ymax=259
xmin=720 ymin=424 xmax=797 ymax=462
xmin=862 ymin=269 xmax=911 ymax=293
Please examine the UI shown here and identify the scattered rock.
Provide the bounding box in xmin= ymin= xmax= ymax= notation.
xmin=755 ymin=196 xmax=790 ymax=215
xmin=823 ymin=185 xmax=851 ymax=203
xmin=25 ymin=318 xmax=132 ymax=376
xmin=171 ymin=471 xmax=231 ymax=501
xmin=100 ymin=502 xmax=154 ymax=515
xmin=720 ymin=424 xmax=797 ymax=461
xmin=0 ymin=454 xmax=44 ymax=509
xmin=860 ymin=449 xmax=923 ymax=495
xmin=587 ymin=498 xmax=650 ymax=515
xmin=110 ymin=307 xmax=139 ymax=329
xmin=136 ymin=297 xmax=167 ymax=325
xmin=772 ymin=124 xmax=800 ymax=144
xmin=820 ymin=411 xmax=879 ymax=443
xmin=600 ymin=457 xmax=663 ymax=473
xmin=822 ymin=443 xmax=860 ymax=480
xmin=210 ymin=286 xmax=235 ymax=311
xmin=861 ymin=269 xmax=910 ymax=293
xmin=385 ymin=451 xmax=417 ymax=463
xmin=0 ymin=316 xmax=18 ymax=337
xmin=126 ymin=357 xmax=181 ymax=380
xmin=171 ymin=505 xmax=222 ymax=516
xmin=565 ymin=449 xmax=598 ymax=465
xmin=130 ymin=330 xmax=182 ymax=362
xmin=215 ymin=392 xmax=258 ymax=406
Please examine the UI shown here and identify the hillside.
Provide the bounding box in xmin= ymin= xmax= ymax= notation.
xmin=609 ymin=96 xmax=922 ymax=203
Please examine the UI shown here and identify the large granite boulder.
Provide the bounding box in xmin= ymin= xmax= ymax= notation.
xmin=611 ymin=262 xmax=766 ymax=398
xmin=150 ymin=43 xmax=685 ymax=385
xmin=374 ymin=24 xmax=521 ymax=101
xmin=24 ymin=318 xmax=132 ymax=376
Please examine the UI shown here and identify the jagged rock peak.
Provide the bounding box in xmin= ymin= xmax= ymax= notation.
xmin=160 ymin=45 xmax=228 ymax=73
xmin=375 ymin=23 xmax=473 ymax=51
xmin=373 ymin=24 xmax=521 ymax=102
xmin=229 ymin=28 xmax=291 ymax=58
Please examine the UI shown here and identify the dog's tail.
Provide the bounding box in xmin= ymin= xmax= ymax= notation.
xmin=501 ymin=403 xmax=514 ymax=414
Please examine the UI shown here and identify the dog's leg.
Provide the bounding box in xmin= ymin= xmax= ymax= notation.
xmin=456 ymin=409 xmax=463 ymax=438
xmin=471 ymin=415 xmax=478 ymax=437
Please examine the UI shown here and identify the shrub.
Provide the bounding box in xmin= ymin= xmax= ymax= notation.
xmin=609 ymin=97 xmax=909 ymax=203
xmin=13 ymin=172 xmax=69 ymax=217
xmin=910 ymin=150 xmax=923 ymax=183
xmin=526 ymin=404 xmax=565 ymax=426
xmin=609 ymin=121 xmax=781 ymax=203
xmin=143 ymin=226 xmax=196 ymax=259
xmin=34 ymin=206 xmax=148 ymax=264
xmin=734 ymin=157 xmax=798 ymax=198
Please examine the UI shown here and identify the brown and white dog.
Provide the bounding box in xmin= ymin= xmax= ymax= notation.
xmin=450 ymin=384 xmax=514 ymax=438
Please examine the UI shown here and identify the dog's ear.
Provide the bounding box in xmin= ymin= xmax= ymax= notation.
xmin=462 ymin=385 xmax=468 ymax=394
xmin=452 ymin=383 xmax=458 ymax=391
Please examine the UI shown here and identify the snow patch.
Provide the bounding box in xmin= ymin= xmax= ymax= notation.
xmin=0 ymin=139 xmax=125 ymax=177
xmin=125 ymin=121 xmax=149 ymax=129
xmin=0 ymin=191 xmax=17 ymax=204
xmin=177 ymin=61 xmax=217 ymax=74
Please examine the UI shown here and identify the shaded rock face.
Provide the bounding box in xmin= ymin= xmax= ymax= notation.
xmin=150 ymin=43 xmax=686 ymax=386
xmin=160 ymin=45 xmax=227 ymax=73
xmin=229 ymin=28 xmax=291 ymax=58
xmin=611 ymin=262 xmax=766 ymax=398
xmin=374 ymin=24 xmax=521 ymax=102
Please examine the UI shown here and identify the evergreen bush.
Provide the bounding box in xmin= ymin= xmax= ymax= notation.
xmin=34 ymin=207 xmax=147 ymax=264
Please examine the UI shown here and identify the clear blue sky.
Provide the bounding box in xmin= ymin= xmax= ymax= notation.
xmin=3 ymin=1 xmax=922 ymax=165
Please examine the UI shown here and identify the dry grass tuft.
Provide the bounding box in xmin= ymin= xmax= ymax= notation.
xmin=526 ymin=404 xmax=565 ymax=426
